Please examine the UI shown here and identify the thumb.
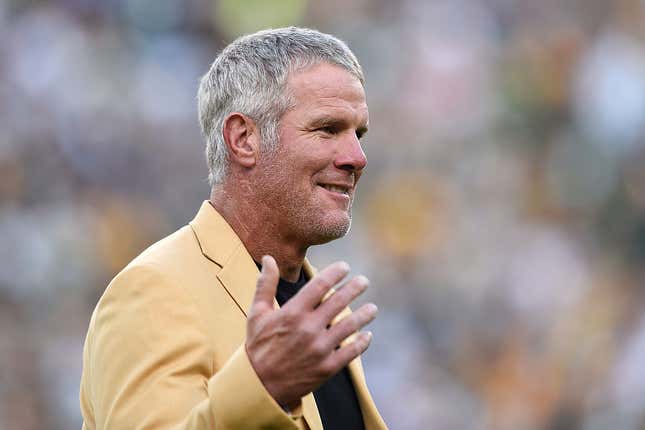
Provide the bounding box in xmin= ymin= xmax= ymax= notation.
xmin=250 ymin=255 xmax=279 ymax=314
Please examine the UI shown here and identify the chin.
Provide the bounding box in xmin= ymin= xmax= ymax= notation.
xmin=307 ymin=214 xmax=352 ymax=245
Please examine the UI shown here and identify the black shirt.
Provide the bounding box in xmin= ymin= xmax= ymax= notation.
xmin=258 ymin=263 xmax=366 ymax=430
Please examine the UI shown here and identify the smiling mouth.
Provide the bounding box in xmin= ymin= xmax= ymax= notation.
xmin=318 ymin=183 xmax=351 ymax=196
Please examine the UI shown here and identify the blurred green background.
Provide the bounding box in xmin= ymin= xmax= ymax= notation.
xmin=2 ymin=0 xmax=645 ymax=428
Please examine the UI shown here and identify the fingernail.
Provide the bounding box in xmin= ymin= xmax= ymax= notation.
xmin=365 ymin=331 xmax=373 ymax=341
xmin=339 ymin=261 xmax=350 ymax=272
xmin=356 ymin=275 xmax=369 ymax=286
xmin=367 ymin=303 xmax=378 ymax=314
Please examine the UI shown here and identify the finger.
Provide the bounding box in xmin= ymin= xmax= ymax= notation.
xmin=326 ymin=303 xmax=377 ymax=349
xmin=249 ymin=255 xmax=279 ymax=315
xmin=316 ymin=275 xmax=369 ymax=324
xmin=287 ymin=261 xmax=350 ymax=310
xmin=325 ymin=331 xmax=373 ymax=373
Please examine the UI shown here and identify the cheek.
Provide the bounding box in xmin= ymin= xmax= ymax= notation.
xmin=273 ymin=143 xmax=331 ymax=186
xmin=269 ymin=159 xmax=312 ymax=192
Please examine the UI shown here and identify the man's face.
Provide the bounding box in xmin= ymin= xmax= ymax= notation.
xmin=256 ymin=62 xmax=369 ymax=246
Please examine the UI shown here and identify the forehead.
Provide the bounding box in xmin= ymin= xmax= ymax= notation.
xmin=285 ymin=62 xmax=368 ymax=122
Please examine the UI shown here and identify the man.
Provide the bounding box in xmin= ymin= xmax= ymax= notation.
xmin=80 ymin=27 xmax=387 ymax=430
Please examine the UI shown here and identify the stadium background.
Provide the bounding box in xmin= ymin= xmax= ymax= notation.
xmin=2 ymin=0 xmax=645 ymax=428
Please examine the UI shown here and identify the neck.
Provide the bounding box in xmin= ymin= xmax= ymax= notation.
xmin=210 ymin=185 xmax=307 ymax=282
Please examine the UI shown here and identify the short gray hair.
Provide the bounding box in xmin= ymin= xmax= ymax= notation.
xmin=197 ymin=27 xmax=364 ymax=186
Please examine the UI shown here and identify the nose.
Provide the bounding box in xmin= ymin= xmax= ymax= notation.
xmin=334 ymin=133 xmax=368 ymax=173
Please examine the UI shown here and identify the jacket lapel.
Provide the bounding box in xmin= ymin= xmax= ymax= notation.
xmin=190 ymin=201 xmax=259 ymax=316
xmin=190 ymin=202 xmax=324 ymax=430
xmin=347 ymin=358 xmax=388 ymax=430
xmin=216 ymin=243 xmax=259 ymax=317
xmin=331 ymin=307 xmax=387 ymax=430
xmin=300 ymin=263 xmax=324 ymax=430
xmin=304 ymin=263 xmax=387 ymax=430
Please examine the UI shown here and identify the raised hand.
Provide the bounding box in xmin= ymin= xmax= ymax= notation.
xmin=245 ymin=255 xmax=378 ymax=409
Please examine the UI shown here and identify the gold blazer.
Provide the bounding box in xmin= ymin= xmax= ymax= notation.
xmin=80 ymin=201 xmax=387 ymax=430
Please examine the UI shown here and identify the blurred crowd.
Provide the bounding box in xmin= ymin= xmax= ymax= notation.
xmin=1 ymin=0 xmax=645 ymax=428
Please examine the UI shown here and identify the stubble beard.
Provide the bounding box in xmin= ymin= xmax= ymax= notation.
xmin=255 ymin=156 xmax=353 ymax=246
xmin=298 ymin=200 xmax=353 ymax=245
xmin=260 ymin=182 xmax=353 ymax=246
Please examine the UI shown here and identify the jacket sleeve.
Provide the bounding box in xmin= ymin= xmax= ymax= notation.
xmin=80 ymin=263 xmax=303 ymax=429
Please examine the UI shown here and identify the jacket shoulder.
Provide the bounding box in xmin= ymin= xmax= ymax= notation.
xmin=126 ymin=224 xmax=203 ymax=273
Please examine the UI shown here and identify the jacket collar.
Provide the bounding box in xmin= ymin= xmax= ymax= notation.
xmin=188 ymin=200 xmax=316 ymax=314
xmin=189 ymin=200 xmax=243 ymax=268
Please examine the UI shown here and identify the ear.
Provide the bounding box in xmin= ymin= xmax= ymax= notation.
xmin=222 ymin=112 xmax=260 ymax=169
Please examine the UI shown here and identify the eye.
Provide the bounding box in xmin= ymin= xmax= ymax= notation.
xmin=318 ymin=126 xmax=337 ymax=135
